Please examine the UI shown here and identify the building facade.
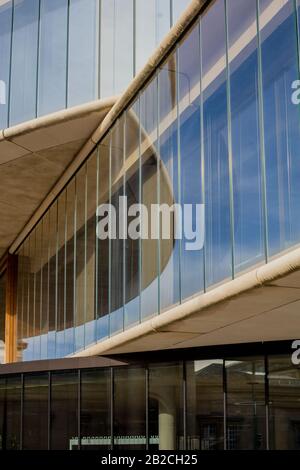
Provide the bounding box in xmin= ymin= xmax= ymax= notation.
xmin=1 ymin=0 xmax=300 ymax=450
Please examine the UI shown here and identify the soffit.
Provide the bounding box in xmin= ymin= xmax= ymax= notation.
xmin=0 ymin=98 xmax=116 ymax=259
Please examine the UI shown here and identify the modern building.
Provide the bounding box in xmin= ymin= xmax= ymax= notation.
xmin=0 ymin=0 xmax=300 ymax=451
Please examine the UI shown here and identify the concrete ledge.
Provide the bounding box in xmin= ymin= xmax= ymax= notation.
xmin=73 ymin=245 xmax=300 ymax=356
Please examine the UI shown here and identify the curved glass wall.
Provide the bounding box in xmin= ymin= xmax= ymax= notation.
xmin=13 ymin=0 xmax=300 ymax=361
xmin=0 ymin=349 xmax=299 ymax=450
xmin=0 ymin=0 xmax=190 ymax=129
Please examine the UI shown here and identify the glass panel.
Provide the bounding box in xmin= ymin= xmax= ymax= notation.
xmin=96 ymin=136 xmax=110 ymax=340
xmin=48 ymin=203 xmax=57 ymax=359
xmin=135 ymin=0 xmax=171 ymax=72
xmin=16 ymin=247 xmax=23 ymax=361
xmin=172 ymin=0 xmax=191 ymax=24
xmin=23 ymin=373 xmax=48 ymax=450
xmin=140 ymin=78 xmax=159 ymax=320
xmin=186 ymin=359 xmax=224 ymax=450
xmin=114 ymin=367 xmax=146 ymax=449
xmin=22 ymin=238 xmax=30 ymax=360
xmin=227 ymin=0 xmax=264 ymax=273
xmin=33 ymin=222 xmax=42 ymax=360
xmin=0 ymin=273 xmax=6 ymax=364
xmin=100 ymin=0 xmax=114 ymax=98
xmin=75 ymin=167 xmax=86 ymax=351
xmin=9 ymin=0 xmax=39 ymax=126
xmin=65 ymin=182 xmax=76 ymax=355
xmin=201 ymin=0 xmax=231 ymax=287
xmin=114 ymin=0 xmax=133 ymax=94
xmin=260 ymin=0 xmax=300 ymax=255
xmin=124 ymin=102 xmax=140 ymax=327
xmin=50 ymin=371 xmax=78 ymax=450
xmin=80 ymin=369 xmax=111 ymax=450
xmin=40 ymin=213 xmax=50 ymax=359
xmin=100 ymin=0 xmax=134 ymax=97
xmin=178 ymin=22 xmax=204 ymax=300
xmin=110 ymin=119 xmax=124 ymax=335
xmin=149 ymin=362 xmax=183 ymax=450
xmin=4 ymin=376 xmax=21 ymax=450
xmin=38 ymin=0 xmax=68 ymax=116
xmin=0 ymin=0 xmax=12 ymax=129
xmin=85 ymin=153 xmax=97 ymax=347
xmin=24 ymin=232 xmax=35 ymax=361
xmin=226 ymin=357 xmax=266 ymax=450
xmin=68 ymin=0 xmax=99 ymax=106
xmin=268 ymin=355 xmax=300 ymax=450
xmin=158 ymin=53 xmax=180 ymax=312
xmin=56 ymin=193 xmax=66 ymax=358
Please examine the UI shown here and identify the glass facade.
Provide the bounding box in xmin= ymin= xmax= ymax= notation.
xmin=0 ymin=349 xmax=299 ymax=450
xmin=0 ymin=0 xmax=189 ymax=128
xmin=13 ymin=0 xmax=300 ymax=361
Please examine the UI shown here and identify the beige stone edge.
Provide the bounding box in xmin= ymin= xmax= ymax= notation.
xmin=1 ymin=97 xmax=116 ymax=141
xmin=74 ymin=246 xmax=300 ymax=357
xmin=8 ymin=0 xmax=206 ymax=256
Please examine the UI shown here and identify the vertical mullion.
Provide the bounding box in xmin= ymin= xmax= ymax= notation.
xmin=54 ymin=204 xmax=58 ymax=359
xmin=73 ymin=179 xmax=77 ymax=354
xmin=176 ymin=47 xmax=182 ymax=304
xmin=138 ymin=94 xmax=142 ymax=323
xmin=133 ymin=0 xmax=136 ymax=78
xmin=223 ymin=359 xmax=227 ymax=450
xmin=84 ymin=166 xmax=88 ymax=349
xmin=65 ymin=0 xmax=70 ymax=108
xmin=48 ymin=371 xmax=51 ymax=450
xmin=78 ymin=369 xmax=81 ymax=450
xmin=157 ymin=73 xmax=161 ymax=315
xmin=145 ymin=366 xmax=149 ymax=450
xmin=46 ymin=216 xmax=50 ymax=359
xmin=265 ymin=354 xmax=270 ymax=450
xmin=38 ymin=225 xmax=43 ymax=360
xmin=123 ymin=115 xmax=126 ymax=332
xmin=182 ymin=361 xmax=187 ymax=450
xmin=95 ymin=148 xmax=100 ymax=341
xmin=63 ymin=193 xmax=67 ymax=356
xmin=20 ymin=373 xmax=24 ymax=450
xmin=110 ymin=367 xmax=114 ymax=450
xmin=32 ymin=232 xmax=37 ymax=360
xmin=97 ymin=0 xmax=102 ymax=99
xmin=108 ymin=134 xmax=112 ymax=336
xmin=20 ymin=246 xmax=24 ymax=356
xmin=199 ymin=19 xmax=206 ymax=293
xmin=26 ymin=240 xmax=30 ymax=341
xmin=7 ymin=0 xmax=14 ymax=127
xmin=256 ymin=0 xmax=269 ymax=263
xmin=35 ymin=0 xmax=41 ymax=118
xmin=224 ymin=0 xmax=235 ymax=280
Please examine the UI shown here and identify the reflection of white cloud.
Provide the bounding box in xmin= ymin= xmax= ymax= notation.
xmin=0 ymin=340 xmax=4 ymax=364
xmin=0 ymin=80 xmax=6 ymax=105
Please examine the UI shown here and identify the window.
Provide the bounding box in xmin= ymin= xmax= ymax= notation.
xmin=81 ymin=369 xmax=111 ymax=450
xmin=226 ymin=357 xmax=266 ymax=450
xmin=23 ymin=373 xmax=48 ymax=450
xmin=50 ymin=371 xmax=78 ymax=450
xmin=186 ymin=359 xmax=224 ymax=450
